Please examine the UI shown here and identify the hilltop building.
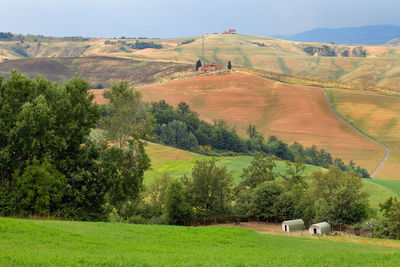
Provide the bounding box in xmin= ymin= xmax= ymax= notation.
xmin=282 ymin=219 xmax=305 ymax=232
xmin=222 ymin=29 xmax=237 ymax=34
xmin=309 ymin=222 xmax=331 ymax=235
xmin=198 ymin=62 xmax=224 ymax=72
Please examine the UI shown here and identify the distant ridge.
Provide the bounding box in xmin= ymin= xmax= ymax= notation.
xmin=275 ymin=25 xmax=400 ymax=45
xmin=385 ymin=38 xmax=400 ymax=47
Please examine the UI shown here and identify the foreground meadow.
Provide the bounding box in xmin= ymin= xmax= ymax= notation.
xmin=1 ymin=217 xmax=400 ymax=266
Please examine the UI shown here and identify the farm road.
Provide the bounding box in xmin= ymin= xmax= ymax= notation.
xmin=322 ymin=88 xmax=390 ymax=178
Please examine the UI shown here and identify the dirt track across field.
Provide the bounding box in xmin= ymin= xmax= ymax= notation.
xmin=321 ymin=88 xmax=390 ymax=178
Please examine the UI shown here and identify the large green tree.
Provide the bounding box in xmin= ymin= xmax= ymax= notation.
xmin=183 ymin=159 xmax=234 ymax=218
xmin=0 ymin=72 xmax=112 ymax=219
xmin=103 ymin=81 xmax=153 ymax=148
xmin=239 ymin=153 xmax=276 ymax=189
xmin=0 ymin=72 xmax=152 ymax=221
xmin=310 ymin=167 xmax=370 ymax=224
xmin=379 ymin=198 xmax=400 ymax=239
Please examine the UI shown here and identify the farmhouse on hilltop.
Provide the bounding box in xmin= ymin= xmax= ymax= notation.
xmin=198 ymin=62 xmax=224 ymax=72
xmin=222 ymin=29 xmax=237 ymax=34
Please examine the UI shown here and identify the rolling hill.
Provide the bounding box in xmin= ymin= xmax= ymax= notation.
xmin=2 ymin=33 xmax=400 ymax=89
xmin=132 ymin=72 xmax=384 ymax=175
xmin=0 ymin=56 xmax=191 ymax=87
xmin=144 ymin=142 xmax=397 ymax=209
xmin=327 ymin=88 xmax=400 ymax=180
xmin=144 ymin=141 xmax=322 ymax=184
xmin=385 ymin=38 xmax=400 ymax=47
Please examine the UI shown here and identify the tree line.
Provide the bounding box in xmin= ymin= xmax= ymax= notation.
xmin=145 ymin=100 xmax=369 ymax=178
xmin=156 ymin=156 xmax=371 ymax=226
xmin=132 ymin=155 xmax=400 ymax=240
xmin=104 ymin=40 xmax=162 ymax=50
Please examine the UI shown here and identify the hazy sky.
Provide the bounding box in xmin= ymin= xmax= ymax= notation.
xmin=1 ymin=0 xmax=400 ymax=38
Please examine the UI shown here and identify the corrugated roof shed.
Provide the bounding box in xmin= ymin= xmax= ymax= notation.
xmin=282 ymin=219 xmax=305 ymax=232
xmin=309 ymin=222 xmax=331 ymax=235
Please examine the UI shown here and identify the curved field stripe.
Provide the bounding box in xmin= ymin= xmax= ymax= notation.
xmin=322 ymin=88 xmax=390 ymax=178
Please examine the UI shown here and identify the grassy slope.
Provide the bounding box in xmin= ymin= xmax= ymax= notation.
xmin=1 ymin=217 xmax=400 ymax=266
xmin=0 ymin=56 xmax=192 ymax=88
xmin=327 ymin=88 xmax=400 ymax=180
xmin=137 ymin=72 xmax=384 ymax=175
xmin=145 ymin=142 xmax=396 ymax=209
xmin=144 ymin=142 xmax=322 ymax=184
xmin=2 ymin=34 xmax=400 ymax=88
xmin=370 ymin=179 xmax=400 ymax=197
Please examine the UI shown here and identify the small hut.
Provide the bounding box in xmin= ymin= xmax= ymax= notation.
xmin=309 ymin=222 xmax=331 ymax=235
xmin=282 ymin=219 xmax=305 ymax=232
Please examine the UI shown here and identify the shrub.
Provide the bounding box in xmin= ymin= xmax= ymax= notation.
xmin=164 ymin=181 xmax=192 ymax=225
xmin=128 ymin=215 xmax=148 ymax=224
xmin=181 ymin=39 xmax=195 ymax=45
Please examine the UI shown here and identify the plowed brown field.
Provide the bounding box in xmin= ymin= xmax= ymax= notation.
xmin=136 ymin=72 xmax=384 ymax=172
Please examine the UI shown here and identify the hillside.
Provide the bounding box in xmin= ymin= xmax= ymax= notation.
xmin=0 ymin=56 xmax=191 ymax=87
xmin=276 ymin=25 xmax=400 ymax=45
xmin=327 ymin=88 xmax=400 ymax=180
xmin=2 ymin=33 xmax=400 ymax=88
xmin=144 ymin=142 xmax=322 ymax=184
xmin=130 ymin=72 xmax=385 ymax=175
xmin=1 ymin=217 xmax=400 ymax=266
xmin=144 ymin=142 xmax=397 ymax=209
xmin=385 ymin=38 xmax=400 ymax=47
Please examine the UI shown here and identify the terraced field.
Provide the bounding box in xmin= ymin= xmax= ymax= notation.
xmin=2 ymin=217 xmax=400 ymax=266
xmin=327 ymin=88 xmax=400 ymax=180
xmin=136 ymin=72 xmax=384 ymax=174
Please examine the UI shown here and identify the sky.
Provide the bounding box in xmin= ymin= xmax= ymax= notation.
xmin=1 ymin=0 xmax=400 ymax=38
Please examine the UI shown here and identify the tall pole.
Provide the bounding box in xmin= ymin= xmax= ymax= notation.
xmin=202 ymin=35 xmax=204 ymax=60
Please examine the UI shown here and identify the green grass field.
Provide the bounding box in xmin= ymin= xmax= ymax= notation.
xmin=144 ymin=142 xmax=322 ymax=184
xmin=145 ymin=142 xmax=397 ymax=209
xmin=370 ymin=179 xmax=400 ymax=197
xmin=1 ymin=217 xmax=400 ymax=266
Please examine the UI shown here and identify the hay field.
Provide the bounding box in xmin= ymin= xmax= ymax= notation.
xmin=328 ymin=88 xmax=400 ymax=180
xmin=136 ymin=72 xmax=384 ymax=174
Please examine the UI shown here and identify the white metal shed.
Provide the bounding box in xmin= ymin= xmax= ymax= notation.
xmin=282 ymin=219 xmax=305 ymax=232
xmin=309 ymin=222 xmax=331 ymax=235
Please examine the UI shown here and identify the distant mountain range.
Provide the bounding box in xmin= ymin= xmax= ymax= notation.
xmin=274 ymin=25 xmax=400 ymax=46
